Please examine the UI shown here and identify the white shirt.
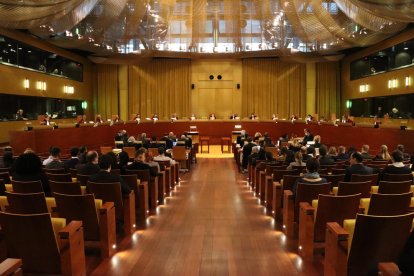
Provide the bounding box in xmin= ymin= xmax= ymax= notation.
xmin=154 ymin=154 xmax=176 ymax=165
xmin=42 ymin=156 xmax=54 ymax=166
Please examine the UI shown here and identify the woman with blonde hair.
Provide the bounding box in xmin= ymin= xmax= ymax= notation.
xmin=375 ymin=144 xmax=391 ymax=161
xmin=327 ymin=146 xmax=338 ymax=160
xmin=287 ymin=151 xmax=306 ymax=170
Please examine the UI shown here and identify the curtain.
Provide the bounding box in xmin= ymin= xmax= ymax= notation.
xmin=128 ymin=59 xmax=191 ymax=119
xmin=316 ymin=62 xmax=340 ymax=120
xmin=242 ymin=58 xmax=306 ymax=119
xmin=96 ymin=64 xmax=119 ymax=120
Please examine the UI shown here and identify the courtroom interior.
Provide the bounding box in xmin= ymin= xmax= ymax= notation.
xmin=0 ymin=0 xmax=414 ymax=275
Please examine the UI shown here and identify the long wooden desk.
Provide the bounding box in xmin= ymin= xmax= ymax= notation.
xmin=8 ymin=119 xmax=414 ymax=155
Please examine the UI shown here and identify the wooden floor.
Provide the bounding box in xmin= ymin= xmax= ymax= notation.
xmin=91 ymin=158 xmax=323 ymax=275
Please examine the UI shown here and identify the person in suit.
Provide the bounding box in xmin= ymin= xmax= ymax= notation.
xmin=88 ymin=154 xmax=131 ymax=196
xmin=12 ymin=152 xmax=50 ymax=196
xmin=229 ymin=113 xmax=239 ymax=120
xmin=45 ymin=147 xmax=64 ymax=169
xmin=360 ymin=145 xmax=372 ymax=160
xmin=344 ymin=152 xmax=374 ymax=181
xmin=242 ymin=137 xmax=256 ymax=172
xmin=249 ymin=113 xmax=258 ymax=120
xmin=318 ymin=145 xmax=335 ymax=165
xmin=381 ymin=150 xmax=412 ymax=179
xmin=336 ymin=146 xmax=349 ymax=160
xmin=139 ymin=133 xmax=150 ymax=148
xmin=118 ymin=151 xmax=130 ymax=174
xmin=236 ymin=130 xmax=247 ymax=147
xmin=209 ymin=113 xmax=216 ymax=120
xmin=64 ymin=147 xmax=79 ymax=169
xmin=292 ymin=158 xmax=327 ymax=196
xmin=160 ymin=134 xmax=173 ymax=150
xmin=115 ymin=130 xmax=128 ymax=143
xmin=126 ymin=148 xmax=158 ymax=178
xmin=397 ymin=144 xmax=410 ymax=160
xmin=40 ymin=114 xmax=51 ymax=126
xmin=302 ymin=129 xmax=314 ymax=145
xmin=170 ymin=113 xmax=178 ymax=121
xmin=76 ymin=151 xmax=100 ymax=175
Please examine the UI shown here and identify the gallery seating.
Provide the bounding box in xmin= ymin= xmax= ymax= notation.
xmin=54 ymin=192 xmax=117 ymax=258
xmin=88 ymin=181 xmax=136 ymax=235
xmin=324 ymin=213 xmax=414 ymax=276
xmin=0 ymin=212 xmax=86 ymax=275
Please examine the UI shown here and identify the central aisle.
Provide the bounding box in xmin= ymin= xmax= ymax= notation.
xmin=92 ymin=158 xmax=320 ymax=275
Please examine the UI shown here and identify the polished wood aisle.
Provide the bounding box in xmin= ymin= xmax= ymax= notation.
xmin=91 ymin=158 xmax=322 ymax=275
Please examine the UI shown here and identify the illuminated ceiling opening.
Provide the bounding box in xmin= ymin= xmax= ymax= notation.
xmin=0 ymin=0 xmax=412 ymax=57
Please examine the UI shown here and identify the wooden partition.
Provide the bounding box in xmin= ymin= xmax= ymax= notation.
xmin=9 ymin=120 xmax=414 ymax=155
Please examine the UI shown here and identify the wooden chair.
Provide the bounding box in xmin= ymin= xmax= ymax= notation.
xmin=272 ymin=175 xmax=301 ymax=219
xmin=5 ymin=192 xmax=51 ymax=214
xmin=369 ymin=163 xmax=388 ymax=170
xmin=148 ymin=148 xmax=159 ymax=157
xmin=46 ymin=173 xmax=72 ymax=183
xmin=292 ymin=165 xmax=306 ymax=174
xmin=382 ymin=173 xmax=413 ymax=182
xmin=0 ymin=167 xmax=11 ymax=174
xmin=11 ymin=180 xmax=43 ymax=193
xmin=54 ymin=192 xmax=116 ymax=258
xmin=0 ymin=172 xmax=11 ymax=184
xmin=68 ymin=168 xmax=77 ymax=178
xmin=372 ymin=180 xmax=413 ymax=194
xmin=351 ymin=173 xmax=379 ymax=185
xmin=324 ymin=213 xmax=414 ymax=276
xmin=126 ymin=169 xmax=158 ymax=209
xmin=360 ymin=192 xmax=413 ymax=216
xmin=283 ymin=182 xmax=331 ymax=237
xmin=0 ymin=179 xmax=6 ymax=196
xmin=334 ymin=161 xmax=347 ymax=169
xmin=332 ymin=168 xmax=346 ymax=175
xmin=121 ymin=174 xmax=149 ymax=224
xmin=100 ymin=146 xmax=113 ymax=155
xmin=123 ymin=147 xmax=136 ymax=160
xmin=77 ymin=174 xmax=90 ymax=186
xmin=320 ymin=174 xmax=345 ymax=188
xmin=155 ymin=160 xmax=172 ymax=195
xmin=43 ymin=168 xmax=66 ymax=174
xmin=88 ymin=182 xmax=135 ymax=235
xmin=172 ymin=146 xmax=190 ymax=172
xmin=319 ymin=164 xmax=336 ymax=173
xmin=0 ymin=258 xmax=22 ymax=275
xmin=0 ymin=212 xmax=86 ymax=275
xmin=298 ymin=194 xmax=362 ymax=259
xmin=335 ymin=181 xmax=372 ymax=198
xmin=377 ymin=263 xmax=401 ymax=276
xmin=49 ymin=180 xmax=83 ymax=195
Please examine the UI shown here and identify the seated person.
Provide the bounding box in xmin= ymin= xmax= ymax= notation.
xmin=13 ymin=152 xmax=50 ymax=196
xmin=0 ymin=146 xmax=14 ymax=168
xmin=287 ymin=152 xmax=306 ymax=170
xmin=95 ymin=114 xmax=103 ymax=125
xmin=15 ymin=109 xmax=27 ymax=121
xmin=302 ymin=128 xmax=314 ymax=145
xmin=64 ymin=147 xmax=80 ymax=169
xmin=249 ymin=113 xmax=258 ymax=120
xmin=45 ymin=147 xmax=64 ymax=169
xmin=112 ymin=115 xmax=121 ymax=124
xmin=190 ymin=114 xmax=196 ymax=121
xmin=115 ymin=130 xmax=128 ymax=143
xmin=152 ymin=114 xmax=159 ymax=121
xmin=209 ymin=113 xmax=216 ymax=120
xmin=292 ymin=158 xmax=327 ymax=196
xmin=313 ymin=135 xmax=322 ymax=148
xmin=374 ymin=144 xmax=392 ymax=161
xmin=133 ymin=113 xmax=141 ymax=123
xmin=360 ymin=145 xmax=372 ymax=160
xmin=171 ymin=113 xmax=179 ymax=121
xmin=381 ymin=150 xmax=412 ymax=179
xmin=126 ymin=148 xmax=158 ymax=178
xmin=88 ymin=154 xmax=131 ymax=196
xmin=40 ymin=115 xmax=51 ymax=126
xmin=148 ymin=136 xmax=160 ymax=148
xmin=336 ymin=146 xmax=349 ymax=160
xmin=344 ymin=152 xmax=374 ymax=182
xmin=271 ymin=114 xmax=278 ymax=121
xmin=154 ymin=147 xmax=176 ymax=165
xmin=229 ymin=113 xmax=239 ymax=120
xmin=318 ymin=145 xmax=335 ymax=165
xmin=144 ymin=149 xmax=160 ymax=175
xmin=305 ymin=114 xmax=314 ymax=122
xmin=76 ymin=151 xmax=100 ymax=175
xmin=290 ymin=114 xmax=298 ymax=121
xmin=77 ymin=115 xmax=86 ymax=125
xmin=397 ymin=144 xmax=411 ymax=160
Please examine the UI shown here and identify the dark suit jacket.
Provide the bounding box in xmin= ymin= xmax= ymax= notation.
xmin=126 ymin=161 xmax=158 ymax=178
xmin=360 ymin=152 xmax=372 ymax=160
xmin=64 ymin=158 xmax=79 ymax=169
xmin=336 ymin=153 xmax=349 ymax=160
xmin=76 ymin=163 xmax=100 ymax=175
xmin=344 ymin=163 xmax=374 ymax=182
xmin=381 ymin=165 xmax=412 ymax=180
xmin=88 ymin=170 xmax=131 ymax=196
xmin=242 ymin=143 xmax=256 ymax=168
xmin=160 ymin=137 xmax=173 ymax=149
xmin=45 ymin=160 xmax=64 ymax=169
xmin=302 ymin=134 xmax=314 ymax=145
